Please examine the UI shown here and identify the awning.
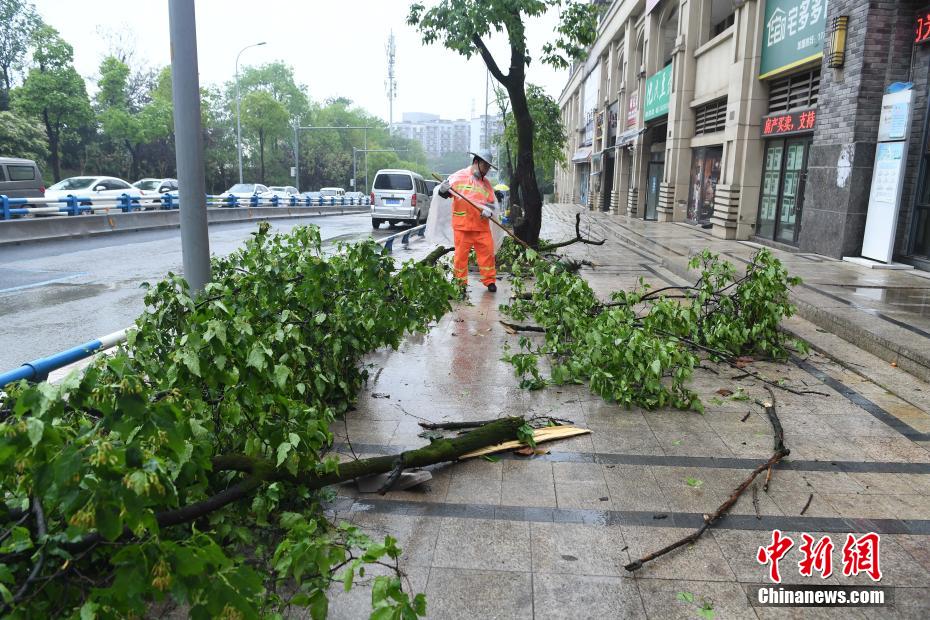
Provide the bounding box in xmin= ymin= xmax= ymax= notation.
xmin=617 ymin=128 xmax=646 ymax=147
xmin=571 ymin=147 xmax=592 ymax=163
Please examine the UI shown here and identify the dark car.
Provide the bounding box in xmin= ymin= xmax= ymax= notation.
xmin=0 ymin=157 xmax=44 ymax=199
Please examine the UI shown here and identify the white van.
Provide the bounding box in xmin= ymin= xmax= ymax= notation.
xmin=370 ymin=169 xmax=430 ymax=229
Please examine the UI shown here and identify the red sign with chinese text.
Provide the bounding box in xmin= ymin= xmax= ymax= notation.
xmin=916 ymin=13 xmax=930 ymax=45
xmin=761 ymin=108 xmax=817 ymax=137
xmin=757 ymin=530 xmax=883 ymax=584
xmin=627 ymin=93 xmax=639 ymax=128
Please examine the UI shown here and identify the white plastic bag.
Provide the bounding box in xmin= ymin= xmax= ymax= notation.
xmin=425 ymin=187 xmax=505 ymax=252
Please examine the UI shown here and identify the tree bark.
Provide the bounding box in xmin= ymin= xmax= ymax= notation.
xmin=508 ymin=79 xmax=542 ymax=247
xmin=43 ymin=109 xmax=61 ymax=181
xmin=259 ymin=129 xmax=265 ymax=184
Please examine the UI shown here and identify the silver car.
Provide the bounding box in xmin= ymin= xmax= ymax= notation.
xmin=370 ymin=169 xmax=430 ymax=229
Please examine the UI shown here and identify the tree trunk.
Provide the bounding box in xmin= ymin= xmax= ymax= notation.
xmin=507 ymin=79 xmax=543 ymax=247
xmin=0 ymin=67 xmax=9 ymax=112
xmin=126 ymin=140 xmax=138 ymax=181
xmin=44 ymin=110 xmax=61 ymax=181
xmin=259 ymin=129 xmax=265 ymax=184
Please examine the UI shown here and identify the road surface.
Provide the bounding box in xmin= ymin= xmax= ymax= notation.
xmin=0 ymin=213 xmax=402 ymax=370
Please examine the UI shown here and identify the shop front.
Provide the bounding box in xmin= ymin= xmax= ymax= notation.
xmin=643 ymin=64 xmax=671 ymax=221
xmin=754 ymin=0 xmax=826 ymax=246
xmin=687 ymin=147 xmax=722 ymax=225
xmin=756 ymin=106 xmax=817 ymax=245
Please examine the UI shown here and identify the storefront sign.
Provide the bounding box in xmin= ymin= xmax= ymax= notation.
xmin=916 ymin=11 xmax=930 ymax=45
xmin=607 ymin=101 xmax=619 ymax=147
xmin=627 ymin=93 xmax=639 ymax=128
xmin=760 ymin=0 xmax=828 ymax=80
xmin=761 ymin=108 xmax=817 ymax=137
xmin=862 ymin=87 xmax=913 ymax=263
xmin=644 ymin=65 xmax=672 ymax=121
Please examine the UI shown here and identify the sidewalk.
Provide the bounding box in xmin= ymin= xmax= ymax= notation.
xmin=323 ymin=205 xmax=930 ymax=619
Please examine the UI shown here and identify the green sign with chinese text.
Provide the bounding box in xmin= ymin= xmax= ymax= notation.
xmin=644 ymin=64 xmax=672 ymax=121
xmin=760 ymin=0 xmax=828 ymax=79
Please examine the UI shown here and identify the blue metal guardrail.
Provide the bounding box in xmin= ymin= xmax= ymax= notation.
xmin=0 ymin=224 xmax=428 ymax=388
xmin=0 ymin=194 xmax=371 ymax=220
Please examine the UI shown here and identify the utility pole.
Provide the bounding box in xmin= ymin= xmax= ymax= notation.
xmin=235 ymin=41 xmax=266 ymax=184
xmin=385 ymin=31 xmax=397 ymax=131
xmin=293 ymin=117 xmax=299 ymax=192
xmin=484 ymin=69 xmax=490 ymax=150
xmin=168 ymin=0 xmax=210 ymax=294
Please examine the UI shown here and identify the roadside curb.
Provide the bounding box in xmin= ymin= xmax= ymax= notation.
xmin=0 ymin=206 xmax=369 ymax=247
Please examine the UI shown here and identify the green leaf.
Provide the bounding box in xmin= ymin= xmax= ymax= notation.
xmin=482 ymin=455 xmax=501 ymax=463
xmin=650 ymin=359 xmax=662 ymax=376
xmin=273 ymin=364 xmax=290 ymax=389
xmin=276 ymin=442 xmax=292 ymax=467
xmin=247 ymin=345 xmax=266 ymax=370
xmin=676 ymin=591 xmax=695 ymax=603
xmin=26 ymin=417 xmax=44 ymax=447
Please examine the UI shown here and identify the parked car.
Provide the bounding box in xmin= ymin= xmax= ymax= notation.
xmin=0 ymin=157 xmax=44 ymax=199
xmin=133 ymin=178 xmax=178 ymax=207
xmin=220 ymin=183 xmax=270 ymax=203
xmin=45 ymin=176 xmax=142 ymax=205
xmin=370 ymin=169 xmax=430 ymax=228
xmin=345 ymin=191 xmax=366 ymax=204
xmin=266 ymin=186 xmax=299 ymax=202
xmin=424 ymin=180 xmax=439 ymax=196
xmin=300 ymin=191 xmax=322 ymax=204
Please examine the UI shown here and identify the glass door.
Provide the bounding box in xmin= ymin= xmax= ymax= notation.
xmin=645 ymin=161 xmax=663 ymax=220
xmin=775 ymin=139 xmax=809 ymax=244
xmin=757 ymin=141 xmax=784 ymax=239
xmin=756 ymin=138 xmax=810 ymax=245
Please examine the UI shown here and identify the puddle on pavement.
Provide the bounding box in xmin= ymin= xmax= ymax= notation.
xmin=823 ymin=285 xmax=930 ymax=317
xmin=0 ymin=282 xmax=111 ymax=314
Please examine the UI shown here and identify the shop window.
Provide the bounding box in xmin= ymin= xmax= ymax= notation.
xmin=661 ymin=6 xmax=679 ymax=67
xmin=710 ymin=0 xmax=735 ymax=38
xmin=768 ymin=70 xmax=820 ymax=114
xmin=694 ymin=98 xmax=728 ymax=135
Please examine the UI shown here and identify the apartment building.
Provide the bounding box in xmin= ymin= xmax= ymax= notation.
xmin=394 ymin=113 xmax=472 ymax=157
xmin=556 ymin=0 xmax=930 ymax=267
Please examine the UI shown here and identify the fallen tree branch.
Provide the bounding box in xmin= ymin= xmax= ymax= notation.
xmin=421 ymin=246 xmax=455 ymax=265
xmin=51 ymin=417 xmax=525 ymax=556
xmin=538 ymin=213 xmax=605 ymax=250
xmin=625 ymin=388 xmax=790 ymax=572
xmin=499 ymin=321 xmax=546 ymax=333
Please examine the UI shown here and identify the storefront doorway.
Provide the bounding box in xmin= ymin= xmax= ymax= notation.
xmin=756 ymin=138 xmax=810 ymax=245
xmin=645 ymin=152 xmax=664 ymax=221
xmin=687 ymin=146 xmax=722 ymax=225
xmin=601 ymin=153 xmax=615 ymax=212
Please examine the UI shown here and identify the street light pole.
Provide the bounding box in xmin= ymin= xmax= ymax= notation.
xmin=235 ymin=41 xmax=266 ymax=184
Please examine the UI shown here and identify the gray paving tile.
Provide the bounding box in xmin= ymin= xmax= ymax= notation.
xmin=532 ymin=572 xmax=646 ymax=619
xmin=621 ymin=525 xmax=737 ymax=581
xmin=635 ymin=578 xmax=757 ymax=620
xmin=432 ymin=517 xmax=530 ymax=572
xmin=552 ymin=461 xmax=606 ymax=483
xmin=530 ymin=521 xmax=628 ymax=576
xmin=347 ymin=512 xmax=440 ymax=568
xmin=502 ymin=459 xmax=554 ymax=483
xmin=604 ymin=465 xmax=670 ymax=512
xmin=501 ymin=479 xmax=558 ymax=507
xmin=445 ymin=476 xmax=501 ymax=506
xmin=555 ymin=480 xmax=612 ymax=510
xmin=423 ymin=568 xmax=533 ymax=620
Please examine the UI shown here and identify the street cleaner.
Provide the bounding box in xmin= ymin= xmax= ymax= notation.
xmin=426 ymin=150 xmax=504 ymax=293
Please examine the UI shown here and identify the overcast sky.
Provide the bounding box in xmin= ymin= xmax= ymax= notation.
xmin=31 ymin=0 xmax=571 ymax=122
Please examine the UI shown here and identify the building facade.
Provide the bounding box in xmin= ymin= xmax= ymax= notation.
xmin=394 ymin=113 xmax=472 ymax=157
xmin=470 ymin=114 xmax=505 ymax=153
xmin=556 ymin=0 xmax=930 ymax=268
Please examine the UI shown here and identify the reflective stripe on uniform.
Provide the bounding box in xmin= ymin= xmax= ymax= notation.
xmin=453 ymin=211 xmax=467 ymax=216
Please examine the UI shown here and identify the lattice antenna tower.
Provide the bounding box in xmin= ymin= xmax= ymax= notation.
xmin=385 ymin=31 xmax=397 ymax=131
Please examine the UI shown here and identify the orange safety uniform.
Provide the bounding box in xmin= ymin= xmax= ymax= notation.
xmin=447 ymin=167 xmax=496 ymax=286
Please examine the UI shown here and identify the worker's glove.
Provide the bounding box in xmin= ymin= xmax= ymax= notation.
xmin=439 ymin=179 xmax=451 ymax=194
xmin=481 ymin=206 xmax=493 ymax=219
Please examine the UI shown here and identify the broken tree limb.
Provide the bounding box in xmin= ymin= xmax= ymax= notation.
xmin=538 ymin=213 xmax=605 ymax=250
xmin=418 ymin=419 xmax=503 ymax=430
xmin=420 ymin=246 xmax=455 ymax=265
xmin=624 ymin=389 xmax=790 ymax=573
xmin=52 ymin=417 xmax=526 ymax=556
xmin=800 ymin=493 xmax=814 ymax=516
xmin=499 ymin=320 xmax=546 ymax=333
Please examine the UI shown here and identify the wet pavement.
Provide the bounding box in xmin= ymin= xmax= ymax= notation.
xmin=0 ymin=212 xmax=403 ymax=370
xmin=320 ymin=206 xmax=930 ymax=619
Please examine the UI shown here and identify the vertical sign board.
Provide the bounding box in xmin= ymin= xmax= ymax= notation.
xmin=644 ymin=64 xmax=673 ymax=121
xmin=861 ymin=88 xmax=913 ymax=263
xmin=760 ymin=0 xmax=828 ymax=79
